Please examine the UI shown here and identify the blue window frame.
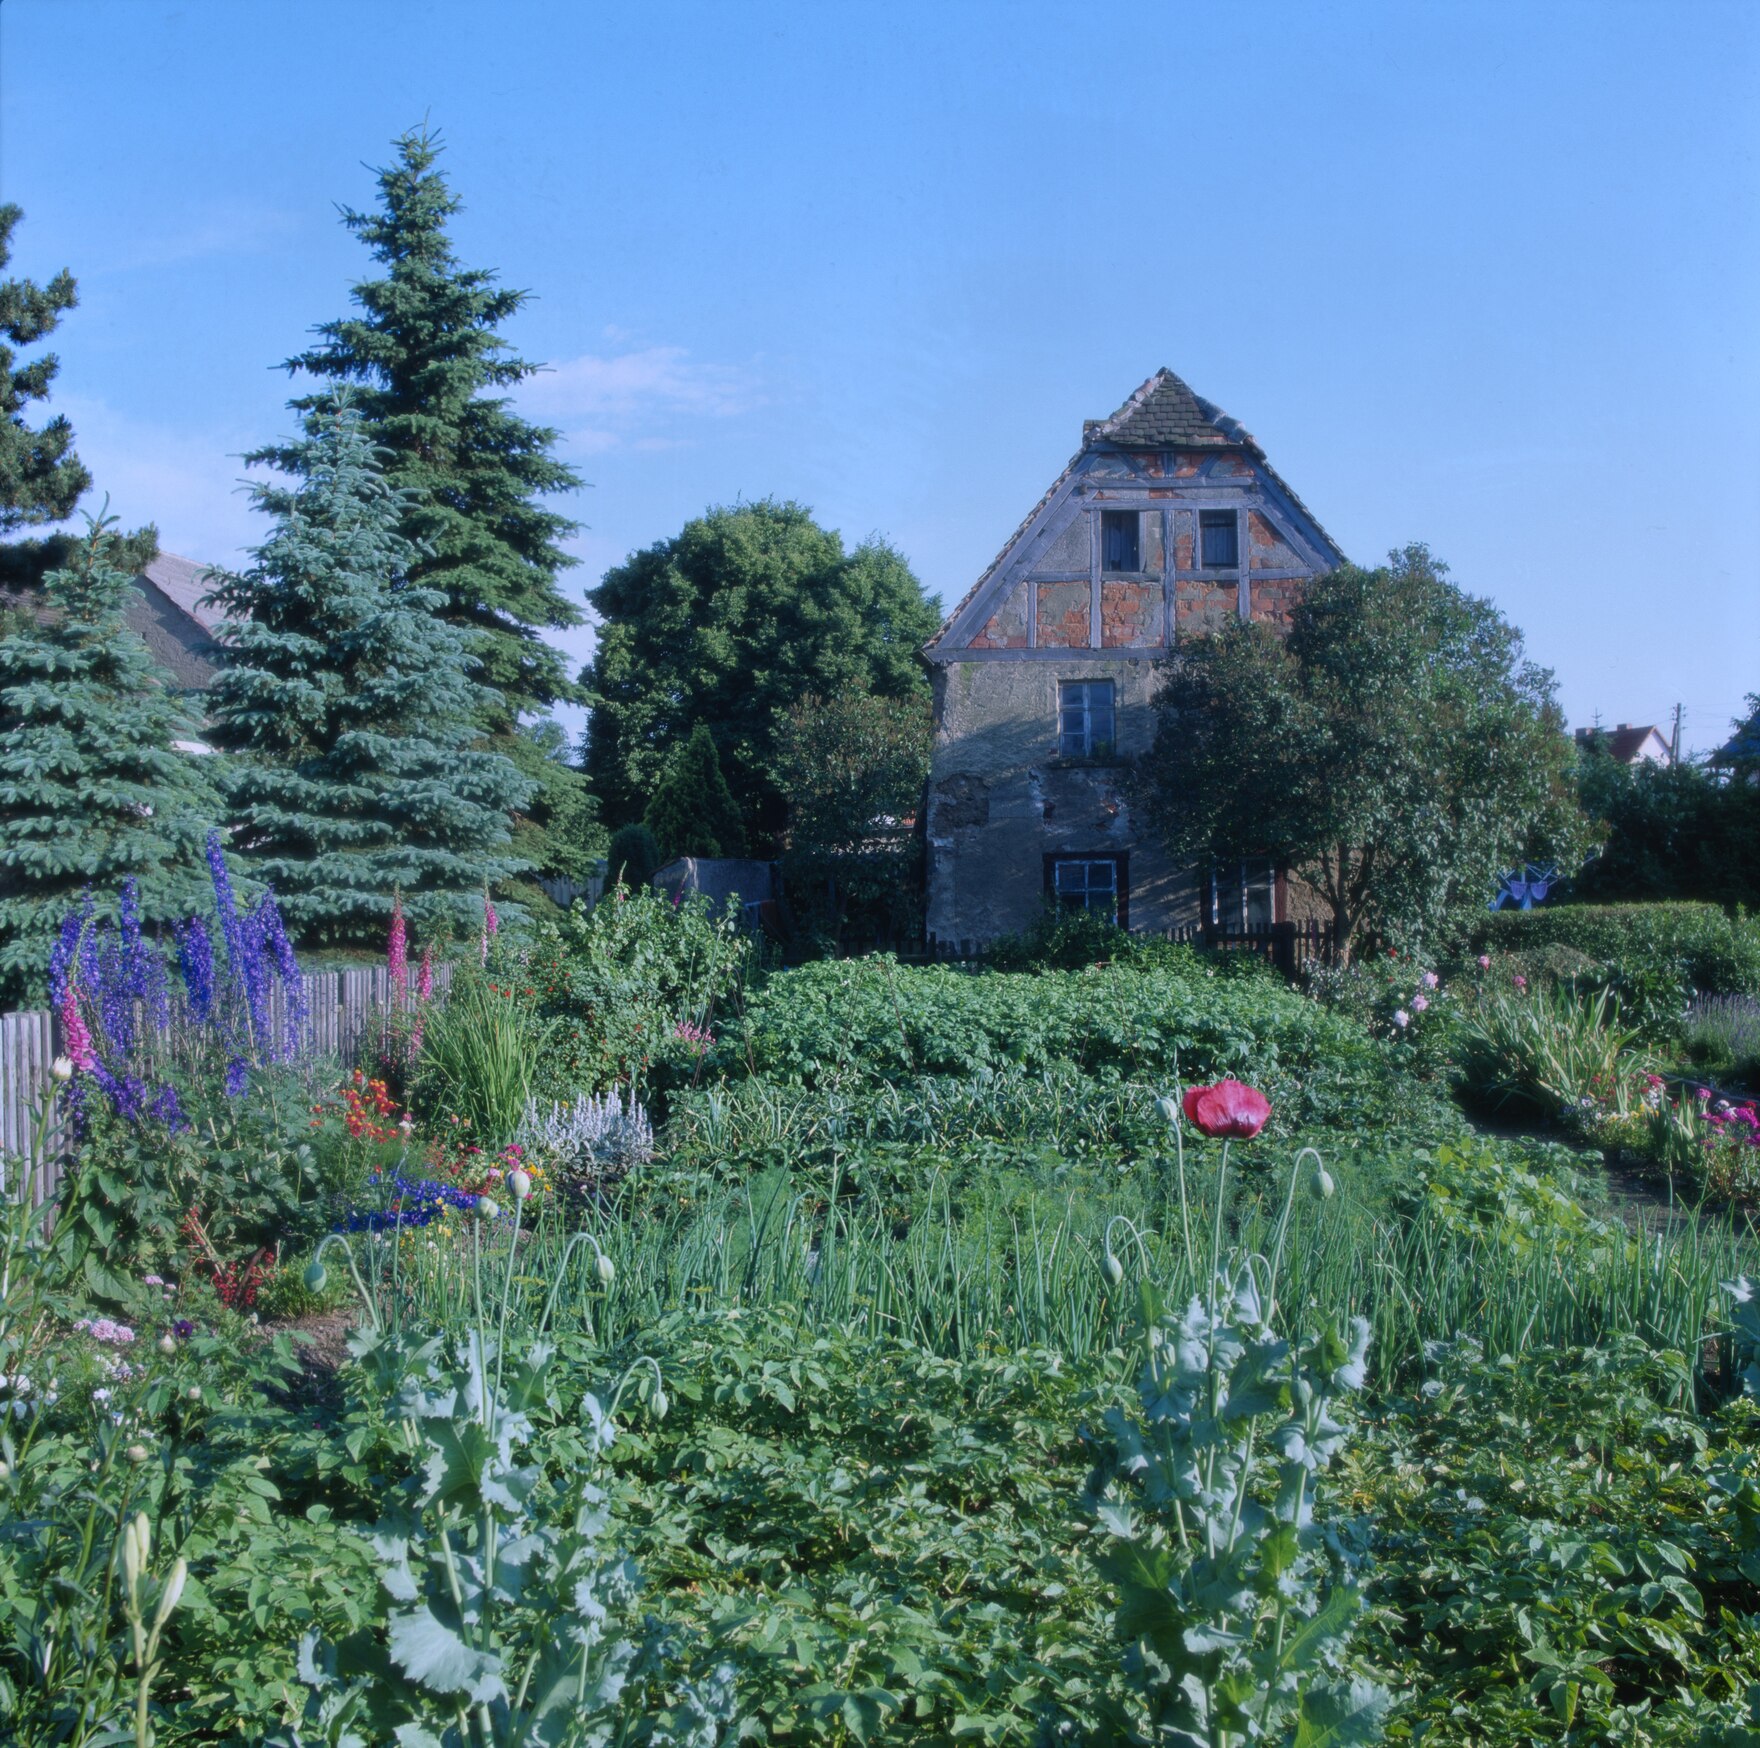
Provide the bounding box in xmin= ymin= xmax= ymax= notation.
xmin=1200 ymin=510 xmax=1239 ymax=569
xmin=1049 ymin=856 xmax=1123 ymax=922
xmin=1102 ymin=510 xmax=1141 ymax=572
xmin=1058 ymin=679 xmax=1116 ymax=760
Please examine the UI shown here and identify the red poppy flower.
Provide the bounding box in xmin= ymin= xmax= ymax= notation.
xmin=1181 ymin=1079 xmax=1272 ymax=1139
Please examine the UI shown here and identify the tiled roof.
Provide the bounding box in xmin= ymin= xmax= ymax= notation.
xmin=1574 ymin=723 xmax=1671 ymax=765
xmin=1083 ymin=368 xmax=1247 ymax=448
xmin=140 ymin=552 xmax=226 ymax=633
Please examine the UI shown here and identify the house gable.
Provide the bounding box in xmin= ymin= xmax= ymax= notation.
xmin=928 ymin=369 xmax=1344 ymax=660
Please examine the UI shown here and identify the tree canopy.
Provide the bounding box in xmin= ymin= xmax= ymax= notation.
xmin=0 ymin=514 xmax=215 ymax=1002
xmin=1134 ymin=545 xmax=1585 ymax=959
xmin=207 ymin=399 xmax=530 ymax=947
xmin=252 ymin=127 xmax=583 ymax=728
xmin=583 ymin=499 xmax=938 ymax=847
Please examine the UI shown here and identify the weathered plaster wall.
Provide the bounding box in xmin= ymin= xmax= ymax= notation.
xmin=924 ymin=658 xmax=1201 ymax=943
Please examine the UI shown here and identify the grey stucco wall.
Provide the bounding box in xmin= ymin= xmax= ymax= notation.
xmin=924 ymin=657 xmax=1201 ymax=943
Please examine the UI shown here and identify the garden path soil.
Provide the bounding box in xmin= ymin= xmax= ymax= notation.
xmin=263 ymin=1307 xmax=357 ymax=1415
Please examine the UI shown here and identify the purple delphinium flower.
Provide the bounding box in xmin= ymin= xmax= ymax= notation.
xmin=94 ymin=933 xmax=136 ymax=1057
xmin=149 ymin=1083 xmax=188 ymax=1132
xmin=118 ymin=879 xmax=171 ymax=1031
xmin=90 ymin=1061 xmax=146 ymax=1121
xmin=251 ymin=892 xmax=307 ymax=1061
xmin=48 ymin=909 xmax=83 ymax=1012
xmin=224 ymin=1058 xmax=250 ymax=1099
xmin=177 ymin=918 xmax=216 ymax=1024
xmin=207 ymin=830 xmax=269 ymax=1052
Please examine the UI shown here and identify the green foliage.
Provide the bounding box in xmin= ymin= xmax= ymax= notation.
xmin=0 ymin=514 xmax=216 ymax=1002
xmin=0 ymin=204 xmax=90 ymax=536
xmin=505 ymin=715 xmax=604 ymax=884
xmin=1468 ymin=903 xmax=1760 ymax=1014
xmin=583 ymin=501 xmax=938 ymax=845
xmin=1451 ymin=981 xmax=1653 ymax=1125
xmin=518 ymin=885 xmax=751 ymax=1101
xmin=606 ymin=824 xmax=660 ymax=891
xmin=1136 ymin=545 xmax=1588 ymax=960
xmin=255 ymin=127 xmax=583 ymax=727
xmin=1090 ymin=1256 xmax=1387 ymax=1746
xmin=1575 ymin=737 xmax=1760 ymax=909
xmin=208 ymin=399 xmax=531 ymax=947
xmin=644 ymin=724 xmax=746 ymax=861
xmin=413 ymin=972 xmax=551 ymax=1143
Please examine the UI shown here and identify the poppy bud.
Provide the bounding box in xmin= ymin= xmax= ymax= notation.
xmin=304 ymin=1260 xmax=327 ymax=1292
xmin=652 ymin=1388 xmax=669 ymax=1420
xmin=1310 ymin=1165 xmax=1335 ymax=1201
xmin=596 ymin=1251 xmax=616 ymax=1285
xmin=1155 ymin=1095 xmax=1180 ymax=1125
xmin=126 ymin=1442 xmax=150 ymax=1464
xmin=158 ymin=1335 xmax=176 ymax=1355
xmin=1102 ymin=1248 xmax=1124 ymax=1287
xmin=186 ymin=1385 xmax=201 ymax=1403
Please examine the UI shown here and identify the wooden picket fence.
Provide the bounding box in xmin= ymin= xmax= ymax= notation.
xmin=0 ymin=961 xmax=453 ymax=1208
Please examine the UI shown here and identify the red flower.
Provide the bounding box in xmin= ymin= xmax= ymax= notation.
xmin=1181 ymin=1079 xmax=1272 ymax=1139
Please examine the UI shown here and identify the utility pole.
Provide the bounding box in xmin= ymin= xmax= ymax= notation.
xmin=1670 ymin=702 xmax=1683 ymax=764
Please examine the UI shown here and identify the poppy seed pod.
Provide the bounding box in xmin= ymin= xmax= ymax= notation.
xmin=508 ymin=1169 xmax=532 ymax=1202
xmin=475 ymin=1197 xmax=499 ymax=1220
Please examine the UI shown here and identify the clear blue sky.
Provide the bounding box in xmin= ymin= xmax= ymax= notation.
xmin=3 ymin=0 xmax=1755 ymax=753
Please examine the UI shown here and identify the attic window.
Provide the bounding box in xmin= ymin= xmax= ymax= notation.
xmin=1199 ymin=510 xmax=1239 ymax=569
xmin=1101 ymin=510 xmax=1140 ymax=573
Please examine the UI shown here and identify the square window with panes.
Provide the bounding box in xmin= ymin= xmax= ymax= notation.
xmin=1051 ymin=856 xmax=1121 ymax=922
xmin=1199 ymin=509 xmax=1239 ymax=569
xmin=1101 ymin=509 xmax=1141 ymax=573
xmin=1210 ymin=858 xmax=1275 ymax=933
xmin=1058 ymin=678 xmax=1116 ymax=760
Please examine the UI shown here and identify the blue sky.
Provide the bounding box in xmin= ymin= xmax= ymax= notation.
xmin=3 ymin=0 xmax=1755 ymax=753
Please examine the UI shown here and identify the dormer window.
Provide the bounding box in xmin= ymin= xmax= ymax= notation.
xmin=1101 ymin=510 xmax=1140 ymax=573
xmin=1200 ymin=510 xmax=1239 ymax=569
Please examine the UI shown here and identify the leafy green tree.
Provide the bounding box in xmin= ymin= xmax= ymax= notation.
xmin=1135 ymin=545 xmax=1585 ymax=960
xmin=504 ymin=714 xmax=603 ymax=884
xmin=775 ymin=687 xmax=930 ymax=950
xmin=584 ymin=499 xmax=938 ymax=846
xmin=0 ymin=514 xmax=215 ymax=1002
xmin=644 ymin=724 xmax=746 ymax=861
xmin=207 ymin=399 xmax=531 ymax=947
xmin=1573 ymin=732 xmax=1759 ymax=909
xmin=254 ymin=127 xmax=582 ymax=729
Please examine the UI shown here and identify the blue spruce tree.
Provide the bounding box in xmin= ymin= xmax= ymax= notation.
xmin=207 ymin=399 xmax=531 ymax=946
xmin=0 ymin=512 xmax=215 ymax=1002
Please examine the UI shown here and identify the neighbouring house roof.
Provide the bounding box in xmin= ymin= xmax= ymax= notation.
xmin=127 ymin=552 xmax=224 ymax=691
xmin=928 ymin=368 xmax=1344 ymax=650
xmin=1573 ymin=723 xmax=1672 ymax=766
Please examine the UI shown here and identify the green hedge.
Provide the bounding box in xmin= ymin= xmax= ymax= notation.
xmin=1465 ymin=903 xmax=1760 ymax=997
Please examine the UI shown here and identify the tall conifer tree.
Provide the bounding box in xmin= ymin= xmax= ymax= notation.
xmin=253 ymin=128 xmax=583 ymax=727
xmin=208 ymin=400 xmax=531 ymax=947
xmin=0 ymin=514 xmax=214 ymax=1002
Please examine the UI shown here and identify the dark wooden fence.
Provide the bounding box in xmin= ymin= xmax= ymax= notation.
xmin=0 ymin=962 xmax=453 ymax=1207
xmin=919 ymin=918 xmax=1336 ymax=979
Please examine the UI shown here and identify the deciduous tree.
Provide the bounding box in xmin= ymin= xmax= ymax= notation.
xmin=1135 ymin=545 xmax=1585 ymax=959
xmin=585 ymin=500 xmax=937 ymax=846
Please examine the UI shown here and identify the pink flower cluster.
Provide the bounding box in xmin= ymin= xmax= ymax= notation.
xmin=674 ymin=1020 xmax=715 ymax=1055
xmin=73 ymin=1317 xmax=136 ymax=1345
xmin=1702 ymin=1095 xmax=1760 ymax=1150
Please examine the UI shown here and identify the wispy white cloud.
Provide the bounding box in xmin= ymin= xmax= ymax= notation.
xmin=517 ymin=344 xmax=763 ymax=453
xmin=58 ymin=394 xmax=260 ymax=567
xmin=101 ymin=201 xmax=304 ymax=274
